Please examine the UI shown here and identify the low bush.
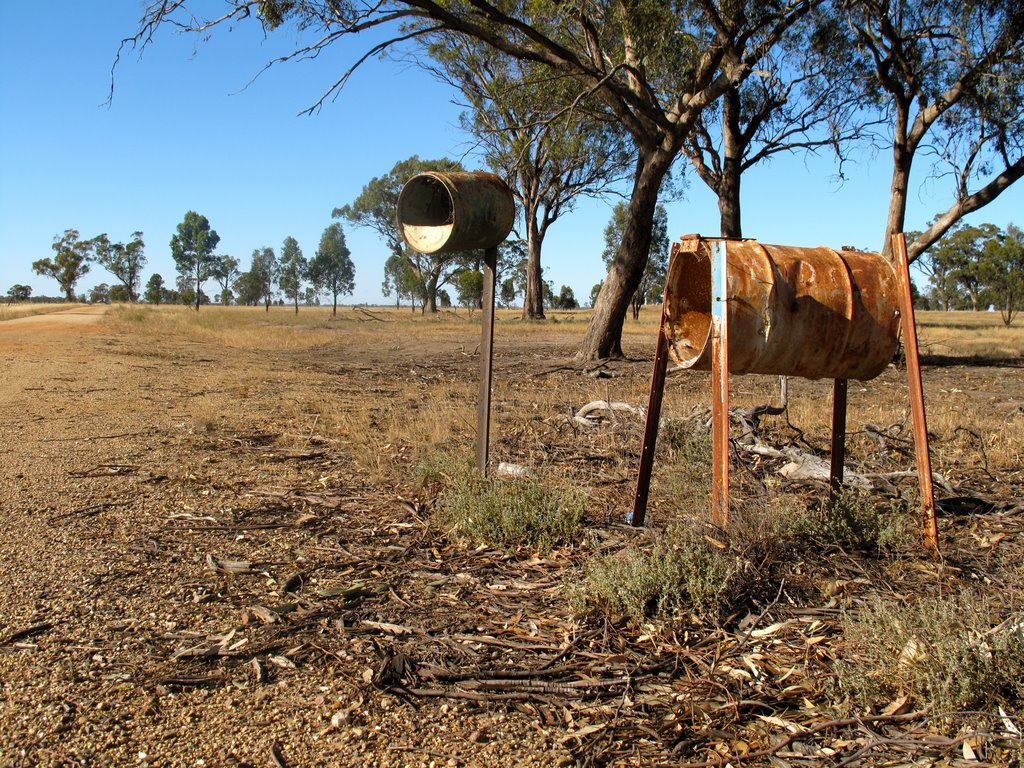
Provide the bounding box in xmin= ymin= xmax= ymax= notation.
xmin=836 ymin=590 xmax=1024 ymax=714
xmin=570 ymin=524 xmax=737 ymax=625
xmin=434 ymin=462 xmax=586 ymax=553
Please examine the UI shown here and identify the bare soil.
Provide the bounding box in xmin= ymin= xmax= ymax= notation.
xmin=1 ymin=307 xmax=1021 ymax=768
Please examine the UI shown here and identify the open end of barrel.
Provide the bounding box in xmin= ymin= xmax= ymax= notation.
xmin=665 ymin=243 xmax=713 ymax=369
xmin=397 ymin=175 xmax=455 ymax=254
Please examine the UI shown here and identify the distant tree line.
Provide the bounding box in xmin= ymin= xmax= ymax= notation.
xmin=21 ymin=211 xmax=357 ymax=312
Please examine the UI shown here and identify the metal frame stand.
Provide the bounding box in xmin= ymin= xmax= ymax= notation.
xmin=631 ymin=234 xmax=940 ymax=556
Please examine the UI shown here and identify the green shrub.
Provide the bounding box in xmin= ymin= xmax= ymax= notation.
xmin=836 ymin=591 xmax=1024 ymax=714
xmin=434 ymin=465 xmax=585 ymax=552
xmin=798 ymin=488 xmax=882 ymax=550
xmin=570 ymin=525 xmax=736 ymax=625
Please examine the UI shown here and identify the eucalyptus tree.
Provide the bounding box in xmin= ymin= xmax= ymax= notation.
xmin=247 ymin=247 xmax=279 ymax=311
xmin=278 ymin=236 xmax=307 ymax=314
xmin=211 ymin=254 xmax=240 ymax=305
xmin=170 ymin=211 xmax=220 ymax=312
xmin=124 ymin=0 xmax=818 ymax=359
xmin=423 ymin=35 xmax=632 ymax=320
xmin=842 ymin=0 xmax=1024 ymax=261
xmin=309 ymin=222 xmax=356 ymax=315
xmin=144 ymin=273 xmax=165 ymax=304
xmin=32 ymin=229 xmax=94 ymax=302
xmin=94 ymin=231 xmax=146 ymax=301
xmin=683 ymin=10 xmax=872 ymax=237
xmin=336 ymin=156 xmax=464 ymax=313
xmin=7 ymin=284 xmax=32 ymax=302
xmin=980 ymin=223 xmax=1024 ymax=325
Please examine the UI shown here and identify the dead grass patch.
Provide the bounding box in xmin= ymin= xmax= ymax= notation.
xmin=0 ymin=302 xmax=77 ymax=321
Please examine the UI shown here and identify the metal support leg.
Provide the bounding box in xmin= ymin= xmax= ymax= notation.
xmin=891 ymin=234 xmax=939 ymax=555
xmin=630 ymin=266 xmax=676 ymax=526
xmin=710 ymin=241 xmax=730 ymax=530
xmin=829 ymin=378 xmax=848 ymax=502
xmin=476 ymin=246 xmax=498 ymax=476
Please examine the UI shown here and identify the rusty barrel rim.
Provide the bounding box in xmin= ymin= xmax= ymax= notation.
xmin=397 ymin=171 xmax=515 ymax=254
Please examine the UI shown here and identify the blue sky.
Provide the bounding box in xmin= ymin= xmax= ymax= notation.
xmin=2 ymin=2 xmax=1020 ymax=304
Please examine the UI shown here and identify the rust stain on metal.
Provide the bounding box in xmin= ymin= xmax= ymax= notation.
xmin=663 ymin=237 xmax=901 ymax=382
xmin=892 ymin=233 xmax=939 ymax=554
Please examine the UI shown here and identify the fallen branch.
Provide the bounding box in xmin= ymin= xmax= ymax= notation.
xmin=572 ymin=400 xmax=643 ymax=430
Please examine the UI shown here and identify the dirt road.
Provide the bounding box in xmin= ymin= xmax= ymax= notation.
xmin=0 ymin=309 xmax=575 ymax=768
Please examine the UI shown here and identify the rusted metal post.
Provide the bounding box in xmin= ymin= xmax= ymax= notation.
xmin=630 ymin=246 xmax=679 ymax=527
xmin=710 ymin=240 xmax=730 ymax=530
xmin=891 ymin=234 xmax=939 ymax=554
xmin=476 ymin=246 xmax=498 ymax=476
xmin=829 ymin=378 xmax=849 ymax=501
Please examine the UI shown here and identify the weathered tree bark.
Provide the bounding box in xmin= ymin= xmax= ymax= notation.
xmin=578 ymin=144 xmax=675 ymax=360
xmin=719 ymin=88 xmax=743 ymax=239
xmin=522 ymin=204 xmax=545 ymax=320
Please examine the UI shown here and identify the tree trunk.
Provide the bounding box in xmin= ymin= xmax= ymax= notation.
xmin=578 ymin=145 xmax=675 ymax=360
xmin=194 ymin=269 xmax=201 ymax=312
xmin=294 ymin=295 xmax=299 ymax=314
xmin=332 ymin=293 xmax=338 ymax=316
xmin=881 ymin=106 xmax=913 ymax=262
xmin=719 ymin=88 xmax=743 ymax=239
xmin=522 ymin=204 xmax=545 ymax=320
xmin=424 ymin=271 xmax=439 ymax=314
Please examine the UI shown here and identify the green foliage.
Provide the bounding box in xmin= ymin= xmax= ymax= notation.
xmin=499 ymin=277 xmax=518 ymax=308
xmin=979 ymin=222 xmax=1024 ymax=325
xmin=454 ymin=269 xmax=483 ymax=312
xmin=571 ymin=525 xmax=736 ymax=625
xmin=836 ymin=591 xmax=1024 ymax=714
xmin=602 ymin=202 xmax=669 ymax=318
xmin=234 ymin=247 xmax=279 ymax=309
xmin=7 ymin=284 xmax=32 ymax=302
xmin=33 ymin=229 xmax=94 ymax=302
xmin=556 ymin=285 xmax=577 ymax=310
xmin=435 ymin=464 xmax=586 ymax=553
xmin=88 ymin=283 xmax=110 ymax=304
xmin=797 ymin=489 xmax=882 ymax=551
xmin=336 ymin=155 xmax=464 ymax=312
xmin=170 ymin=211 xmax=220 ymax=311
xmin=308 ymin=222 xmax=355 ymax=314
xmin=210 ymin=254 xmax=240 ymax=306
xmin=278 ymin=236 xmax=307 ymax=313
xmin=143 ymin=274 xmax=164 ymax=304
xmin=94 ymin=231 xmax=146 ymax=302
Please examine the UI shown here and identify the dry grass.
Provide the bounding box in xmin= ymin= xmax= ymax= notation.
xmin=0 ymin=302 xmax=76 ymax=321
xmin=916 ymin=310 xmax=1024 ymax=360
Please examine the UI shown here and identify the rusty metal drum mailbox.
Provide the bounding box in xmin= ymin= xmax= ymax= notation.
xmin=664 ymin=238 xmax=901 ymax=381
xmin=397 ymin=171 xmax=515 ymax=254
xmin=632 ymin=234 xmax=939 ymax=555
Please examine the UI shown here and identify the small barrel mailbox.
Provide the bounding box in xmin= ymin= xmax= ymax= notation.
xmin=397 ymin=171 xmax=515 ymax=254
xmin=665 ymin=237 xmax=901 ymax=381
